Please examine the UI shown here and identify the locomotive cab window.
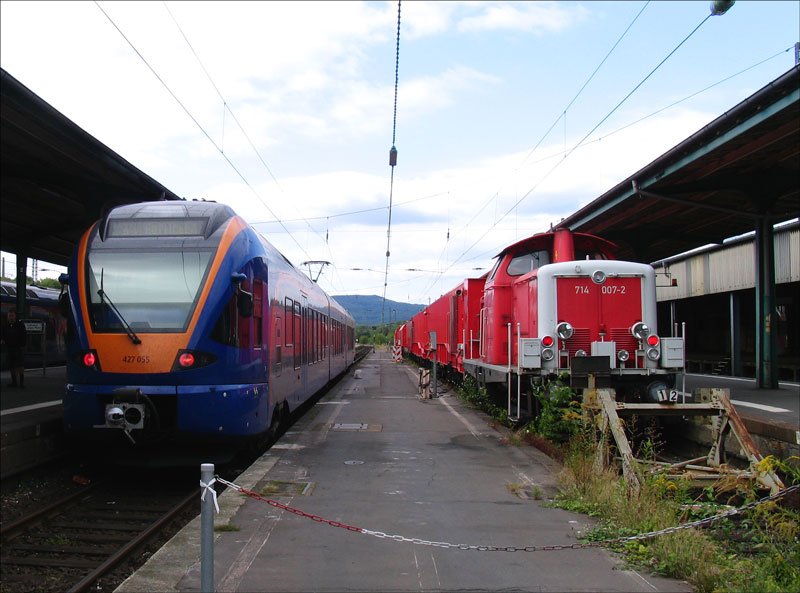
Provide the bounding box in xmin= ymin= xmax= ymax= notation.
xmin=507 ymin=250 xmax=550 ymax=276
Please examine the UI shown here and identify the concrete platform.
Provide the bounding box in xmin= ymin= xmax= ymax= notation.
xmin=115 ymin=351 xmax=693 ymax=593
xmin=0 ymin=366 xmax=67 ymax=478
xmin=680 ymin=374 xmax=799 ymax=461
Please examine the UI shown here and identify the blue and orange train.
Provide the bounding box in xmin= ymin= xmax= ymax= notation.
xmin=60 ymin=200 xmax=354 ymax=458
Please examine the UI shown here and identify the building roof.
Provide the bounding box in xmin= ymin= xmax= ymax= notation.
xmin=1 ymin=68 xmax=181 ymax=266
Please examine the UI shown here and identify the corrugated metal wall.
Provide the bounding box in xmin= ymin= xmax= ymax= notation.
xmin=655 ymin=226 xmax=799 ymax=302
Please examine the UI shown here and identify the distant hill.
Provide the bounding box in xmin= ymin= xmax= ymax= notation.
xmin=332 ymin=294 xmax=424 ymax=326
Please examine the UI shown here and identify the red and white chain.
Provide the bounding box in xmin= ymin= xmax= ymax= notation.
xmin=214 ymin=477 xmax=798 ymax=553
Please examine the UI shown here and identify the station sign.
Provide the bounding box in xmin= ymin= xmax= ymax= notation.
xmin=20 ymin=319 xmax=45 ymax=333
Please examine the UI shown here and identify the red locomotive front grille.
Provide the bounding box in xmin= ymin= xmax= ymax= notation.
xmin=568 ymin=328 xmax=591 ymax=355
xmin=557 ymin=276 xmax=642 ymax=355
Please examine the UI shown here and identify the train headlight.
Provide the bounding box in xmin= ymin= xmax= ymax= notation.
xmin=556 ymin=322 xmax=574 ymax=340
xmin=618 ymin=349 xmax=630 ymax=362
xmin=541 ymin=335 xmax=554 ymax=348
xmin=591 ymin=270 xmax=607 ymax=284
xmin=541 ymin=348 xmax=555 ymax=362
xmin=106 ymin=406 xmax=125 ymax=425
xmin=575 ymin=349 xmax=587 ymax=357
xmin=631 ymin=322 xmax=650 ymax=340
xmin=646 ymin=347 xmax=660 ymax=361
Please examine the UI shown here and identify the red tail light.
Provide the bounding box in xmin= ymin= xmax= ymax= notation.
xmin=541 ymin=335 xmax=554 ymax=347
xmin=178 ymin=352 xmax=195 ymax=367
xmin=79 ymin=350 xmax=100 ymax=370
xmin=172 ymin=350 xmax=217 ymax=372
xmin=647 ymin=335 xmax=660 ymax=347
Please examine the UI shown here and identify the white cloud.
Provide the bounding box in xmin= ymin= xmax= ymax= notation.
xmin=457 ymin=1 xmax=589 ymax=34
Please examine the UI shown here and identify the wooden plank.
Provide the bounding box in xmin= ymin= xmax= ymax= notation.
xmin=597 ymin=389 xmax=640 ymax=493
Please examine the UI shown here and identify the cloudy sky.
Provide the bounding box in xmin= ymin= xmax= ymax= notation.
xmin=1 ymin=0 xmax=797 ymax=306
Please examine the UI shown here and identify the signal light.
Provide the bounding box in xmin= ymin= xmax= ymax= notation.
xmin=541 ymin=335 xmax=554 ymax=348
xmin=83 ymin=352 xmax=96 ymax=367
xmin=647 ymin=335 xmax=660 ymax=347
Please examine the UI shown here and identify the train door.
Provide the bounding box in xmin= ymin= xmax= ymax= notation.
xmin=274 ymin=313 xmax=282 ymax=377
xmin=253 ymin=277 xmax=266 ymax=380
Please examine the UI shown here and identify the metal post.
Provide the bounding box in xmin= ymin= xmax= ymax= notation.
xmin=200 ymin=463 xmax=215 ymax=593
xmin=730 ymin=292 xmax=742 ymax=376
xmin=507 ymin=323 xmax=512 ymax=418
xmin=430 ymin=331 xmax=437 ymax=397
xmin=755 ymin=217 xmax=778 ymax=388
xmin=681 ymin=322 xmax=687 ymax=404
xmin=516 ymin=322 xmax=521 ymax=420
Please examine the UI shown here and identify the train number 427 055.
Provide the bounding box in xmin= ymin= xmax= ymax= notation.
xmin=122 ymin=355 xmax=150 ymax=364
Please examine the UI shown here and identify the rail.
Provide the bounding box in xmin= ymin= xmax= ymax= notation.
xmin=1 ymin=479 xmax=198 ymax=593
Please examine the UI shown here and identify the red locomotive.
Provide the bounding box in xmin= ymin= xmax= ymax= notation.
xmin=395 ymin=229 xmax=684 ymax=414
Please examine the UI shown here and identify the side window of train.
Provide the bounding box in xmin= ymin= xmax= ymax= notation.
xmin=486 ymin=259 xmax=501 ymax=281
xmin=293 ymin=301 xmax=302 ymax=369
xmin=284 ymin=298 xmax=293 ymax=349
xmin=211 ymin=296 xmax=237 ymax=346
xmin=322 ymin=314 xmax=327 ymax=360
xmin=274 ymin=315 xmax=282 ymax=372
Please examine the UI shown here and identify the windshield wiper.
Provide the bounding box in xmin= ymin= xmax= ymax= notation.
xmin=98 ymin=269 xmax=141 ymax=345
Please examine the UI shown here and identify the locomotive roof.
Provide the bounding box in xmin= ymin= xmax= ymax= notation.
xmin=494 ymin=231 xmax=619 ymax=259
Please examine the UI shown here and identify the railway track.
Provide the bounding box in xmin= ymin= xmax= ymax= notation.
xmin=0 ymin=474 xmax=202 ymax=593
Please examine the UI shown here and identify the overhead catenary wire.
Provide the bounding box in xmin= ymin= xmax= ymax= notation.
xmin=94 ymin=1 xmax=314 ymax=265
xmin=427 ymin=8 xmax=718 ymax=298
xmin=420 ymin=1 xmax=650 ymax=300
xmin=159 ymin=1 xmax=349 ymax=292
xmin=436 ymin=45 xmax=795 ymax=272
xmin=424 ymin=45 xmax=793 ymax=256
xmin=381 ymin=0 xmax=402 ymax=324
xmin=249 ymin=191 xmax=449 ymax=225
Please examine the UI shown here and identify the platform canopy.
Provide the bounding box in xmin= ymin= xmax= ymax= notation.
xmin=555 ymin=65 xmax=799 ymax=264
xmin=1 ymin=68 xmax=181 ymax=268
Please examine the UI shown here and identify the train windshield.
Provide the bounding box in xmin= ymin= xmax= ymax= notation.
xmin=507 ymin=250 xmax=551 ymax=276
xmin=86 ymin=250 xmax=213 ymax=332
